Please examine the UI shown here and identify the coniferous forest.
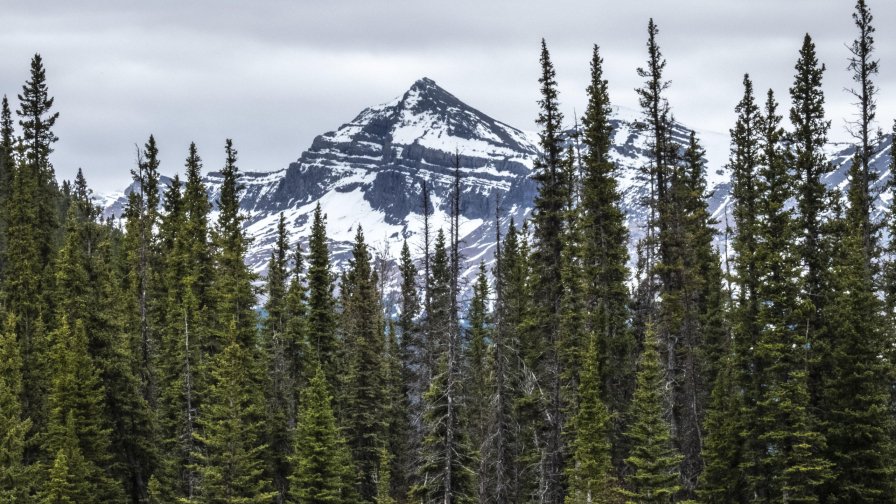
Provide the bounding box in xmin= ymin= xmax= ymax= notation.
xmin=3 ymin=1 xmax=896 ymax=503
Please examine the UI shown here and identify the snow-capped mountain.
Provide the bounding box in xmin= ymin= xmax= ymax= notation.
xmin=102 ymin=77 xmax=894 ymax=300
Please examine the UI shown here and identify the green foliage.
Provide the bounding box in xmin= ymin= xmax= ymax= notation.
xmin=579 ymin=45 xmax=634 ymax=466
xmin=623 ymin=326 xmax=682 ymax=503
xmin=307 ymin=204 xmax=338 ymax=387
xmin=566 ymin=333 xmax=619 ymax=504
xmin=45 ymin=317 xmax=123 ymax=502
xmin=0 ymin=313 xmax=33 ymax=502
xmin=191 ymin=335 xmax=276 ymax=504
xmin=341 ymin=226 xmax=386 ymax=500
xmin=289 ymin=366 xmax=355 ymax=504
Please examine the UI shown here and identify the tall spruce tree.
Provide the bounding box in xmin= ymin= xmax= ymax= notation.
xmin=123 ymin=135 xmax=162 ymax=405
xmin=342 ymin=226 xmax=386 ymax=501
xmin=211 ymin=139 xmax=257 ymax=352
xmin=483 ymin=220 xmax=527 ymax=504
xmin=788 ymin=34 xmax=832 ymax=372
xmin=530 ymin=39 xmax=568 ymax=504
xmin=845 ymin=0 xmax=879 ymax=261
xmin=579 ymin=45 xmax=634 ymax=470
xmin=306 ymin=204 xmax=338 ymax=388
xmin=465 ymin=262 xmax=491 ymax=501
xmin=16 ymin=53 xmax=60 ymax=267
xmin=752 ymin=89 xmax=831 ymax=502
xmin=45 ymin=317 xmax=124 ymax=502
xmin=263 ymin=213 xmax=305 ymax=502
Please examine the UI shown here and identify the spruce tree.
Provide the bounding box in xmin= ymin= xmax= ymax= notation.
xmin=39 ymin=416 xmax=94 ymax=504
xmin=579 ymin=45 xmax=634 ymax=468
xmin=16 ymin=53 xmax=60 ymax=267
xmin=211 ymin=139 xmax=257 ymax=351
xmin=289 ymin=366 xmax=355 ymax=504
xmin=0 ymin=313 xmax=32 ymax=502
xmin=623 ymin=326 xmax=682 ymax=503
xmin=845 ymin=0 xmax=879 ymax=261
xmin=396 ymin=239 xmax=421 ymax=496
xmin=342 ymin=226 xmax=386 ymax=501
xmin=263 ymin=213 xmax=303 ymax=502
xmin=306 ymin=204 xmax=338 ymax=388
xmin=566 ymin=333 xmax=618 ymax=504
xmin=0 ymin=95 xmax=14 ymax=269
xmin=635 ymin=18 xmax=672 ymax=286
xmin=45 ymin=317 xmax=123 ymax=502
xmin=466 ymin=261 xmax=491 ymax=486
xmin=752 ymin=90 xmax=831 ymax=502
xmin=191 ymin=333 xmax=276 ymax=504
xmin=123 ymin=134 xmax=162 ymax=404
xmin=414 ymin=230 xmax=476 ymax=504
xmin=788 ymin=33 xmax=832 ymax=360
xmin=530 ymin=39 xmax=568 ymax=504
xmin=482 ymin=220 xmax=525 ymax=504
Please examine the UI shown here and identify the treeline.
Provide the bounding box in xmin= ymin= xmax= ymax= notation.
xmin=2 ymin=1 xmax=896 ymax=503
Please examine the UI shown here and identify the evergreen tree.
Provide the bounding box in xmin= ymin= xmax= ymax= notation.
xmin=466 ymin=261 xmax=491 ymax=483
xmin=288 ymin=366 xmax=354 ymax=504
xmin=156 ymin=144 xmax=214 ymax=501
xmin=0 ymin=95 xmax=15 ymax=270
xmin=0 ymin=95 xmax=14 ymax=203
xmin=752 ymin=89 xmax=831 ymax=502
xmin=698 ymin=351 xmax=746 ymax=503
xmin=530 ymin=39 xmax=568 ymax=504
xmin=306 ymin=204 xmax=338 ymax=388
xmin=635 ymin=18 xmax=672 ymax=286
xmin=45 ymin=317 xmax=124 ymax=502
xmin=211 ymin=139 xmax=257 ymax=351
xmin=191 ymin=333 xmax=276 ymax=504
xmin=39 ymin=416 xmax=94 ymax=504
xmin=788 ymin=34 xmax=832 ymax=360
xmin=396 ymin=239 xmax=421 ymax=497
xmin=481 ymin=220 xmax=525 ymax=504
xmin=263 ymin=213 xmax=304 ymax=502
xmin=379 ymin=320 xmax=408 ymax=503
xmin=623 ymin=326 xmax=682 ymax=503
xmin=566 ymin=333 xmax=618 ymax=504
xmin=123 ymin=135 xmax=162 ymax=404
xmin=579 ymin=45 xmax=634 ymax=468
xmin=414 ymin=230 xmax=476 ymax=504
xmin=845 ymin=0 xmax=879 ymax=261
xmin=342 ymin=226 xmax=386 ymax=501
xmin=0 ymin=313 xmax=32 ymax=502
xmin=16 ymin=53 xmax=60 ymax=266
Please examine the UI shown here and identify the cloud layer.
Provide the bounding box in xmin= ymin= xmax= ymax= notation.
xmin=1 ymin=0 xmax=893 ymax=192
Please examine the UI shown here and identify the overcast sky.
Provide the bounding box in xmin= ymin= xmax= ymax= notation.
xmin=2 ymin=0 xmax=895 ymax=193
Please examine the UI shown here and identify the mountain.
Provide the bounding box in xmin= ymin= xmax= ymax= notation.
xmin=102 ymin=78 xmax=894 ymax=301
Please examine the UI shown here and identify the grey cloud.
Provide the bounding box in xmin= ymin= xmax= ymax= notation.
xmin=1 ymin=0 xmax=894 ymax=192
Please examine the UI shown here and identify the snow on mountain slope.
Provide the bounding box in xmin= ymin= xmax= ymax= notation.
xmin=102 ymin=78 xmax=893 ymax=303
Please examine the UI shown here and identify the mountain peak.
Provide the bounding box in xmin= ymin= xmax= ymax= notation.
xmin=410 ymin=76 xmax=438 ymax=91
